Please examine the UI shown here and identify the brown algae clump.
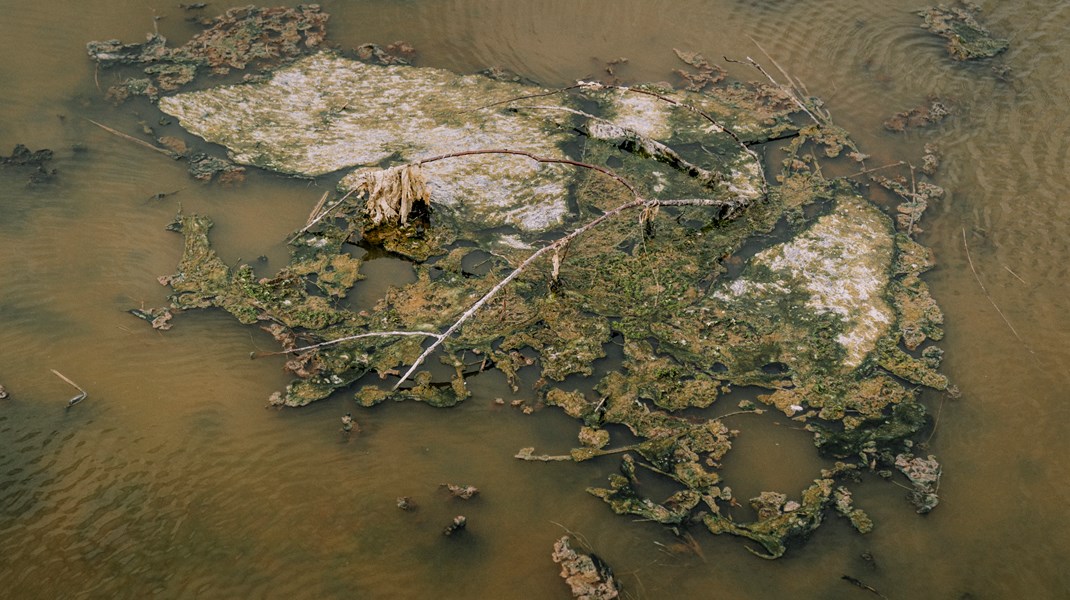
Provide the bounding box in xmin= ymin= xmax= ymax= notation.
xmin=917 ymin=3 xmax=1009 ymax=61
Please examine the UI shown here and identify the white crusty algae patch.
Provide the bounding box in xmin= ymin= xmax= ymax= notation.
xmin=716 ymin=195 xmax=895 ymax=368
xmin=158 ymin=52 xmax=574 ymax=232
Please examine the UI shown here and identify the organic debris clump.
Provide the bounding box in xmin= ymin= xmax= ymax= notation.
xmin=107 ymin=7 xmax=955 ymax=559
xmin=552 ymin=536 xmax=621 ymax=600
xmin=1 ymin=144 xmax=56 ymax=184
xmin=87 ymin=5 xmax=328 ymax=101
xmin=917 ymin=3 xmax=1009 ymax=61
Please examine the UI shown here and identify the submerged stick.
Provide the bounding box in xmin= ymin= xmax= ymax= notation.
xmin=841 ymin=161 xmax=907 ymax=179
xmin=472 ymin=80 xmax=768 ymax=198
xmin=962 ymin=226 xmax=1027 ymax=347
xmin=578 ymin=82 xmax=769 ymax=198
xmin=841 ymin=575 xmax=888 ymax=599
xmin=85 ymin=118 xmax=173 ymax=157
xmin=250 ymin=330 xmax=441 ymax=359
xmin=51 ymin=369 xmax=88 ymax=409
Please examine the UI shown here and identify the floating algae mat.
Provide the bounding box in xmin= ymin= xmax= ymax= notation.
xmin=92 ymin=6 xmax=954 ymax=559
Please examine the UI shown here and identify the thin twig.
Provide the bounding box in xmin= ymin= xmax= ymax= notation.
xmin=714 ymin=409 xmax=765 ymax=419
xmin=51 ymin=369 xmax=88 ymax=408
xmin=841 ymin=161 xmax=907 ymax=179
xmin=1002 ymin=264 xmax=1027 ymax=284
xmin=305 ymin=190 xmax=331 ymax=226
xmin=467 ymin=83 xmax=585 ymax=113
xmin=85 ymin=119 xmax=173 ymax=156
xmin=962 ymin=226 xmax=1027 ymax=347
xmin=906 ymin=163 xmax=919 ymax=236
xmin=747 ymin=36 xmax=830 ymax=123
xmin=925 ymin=395 xmax=946 ymax=445
xmin=51 ymin=369 xmax=86 ymax=393
xmin=417 ymin=148 xmax=638 ymax=196
xmin=393 ymin=194 xmax=644 ymax=389
xmin=517 ymin=104 xmax=720 ymax=186
xmin=290 ymin=189 xmax=356 ymax=240
xmin=724 ymin=55 xmax=822 ymax=126
xmin=581 ymin=82 xmax=769 ymax=198
xmin=251 ymin=330 xmax=441 ymax=359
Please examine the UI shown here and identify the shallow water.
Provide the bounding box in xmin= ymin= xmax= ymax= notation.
xmin=2 ymin=1 xmax=1068 ymax=598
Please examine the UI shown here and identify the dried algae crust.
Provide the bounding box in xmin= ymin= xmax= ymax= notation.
xmin=714 ymin=194 xmax=895 ymax=370
xmin=124 ymin=14 xmax=953 ymax=559
xmin=159 ymin=53 xmax=576 ymax=233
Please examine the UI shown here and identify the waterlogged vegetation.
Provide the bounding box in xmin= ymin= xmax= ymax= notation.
xmin=88 ymin=5 xmax=961 ymax=564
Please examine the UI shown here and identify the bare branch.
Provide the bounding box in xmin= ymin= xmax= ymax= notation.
xmin=519 ymin=104 xmax=720 ymax=187
xmin=577 ymin=81 xmax=769 ymax=199
xmin=291 ymin=188 xmax=356 ymax=240
xmin=723 ymin=56 xmax=823 ymax=126
xmin=417 ymin=148 xmax=638 ymax=197
xmin=51 ymin=369 xmax=88 ymax=409
xmin=251 ymin=330 xmax=441 ymax=359
xmin=962 ymin=226 xmax=1031 ymax=351
xmin=466 ymin=79 xmax=769 ymax=199
xmin=394 ymin=193 xmax=648 ymax=389
xmin=86 ymin=118 xmax=174 ymax=156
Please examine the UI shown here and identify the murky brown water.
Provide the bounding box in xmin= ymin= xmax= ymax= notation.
xmin=2 ymin=1 xmax=1068 ymax=598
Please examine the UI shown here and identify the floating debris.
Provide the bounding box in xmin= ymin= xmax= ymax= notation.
xmin=87 ymin=5 xmax=328 ymax=101
xmin=883 ymin=96 xmax=952 ymax=132
xmin=355 ymin=41 xmax=416 ymax=65
xmin=842 ymin=574 xmax=889 ymax=599
xmin=106 ymin=6 xmax=955 ymax=558
xmin=922 ymin=143 xmax=942 ymax=176
xmin=673 ymin=48 xmax=725 ymax=92
xmin=396 ymin=496 xmax=416 ymax=511
xmin=129 ymin=306 xmax=174 ymax=330
xmin=1 ymin=144 xmax=56 ymax=184
xmin=442 ymin=515 xmax=467 ymax=536
xmin=551 ymin=535 xmax=620 ymax=600
xmin=339 ymin=412 xmax=359 ymax=439
xmin=895 ymin=453 xmax=942 ymax=513
xmin=441 ymin=483 xmax=479 ymax=500
xmin=0 ymin=384 xmax=9 ymax=400
xmin=51 ymin=369 xmax=87 ymax=409
xmin=917 ymin=3 xmax=1009 ymax=61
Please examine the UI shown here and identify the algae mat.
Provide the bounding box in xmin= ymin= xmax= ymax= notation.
xmin=91 ymin=8 xmax=953 ymax=559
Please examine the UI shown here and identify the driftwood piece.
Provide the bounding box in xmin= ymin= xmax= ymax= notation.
xmin=51 ymin=369 xmax=88 ymax=409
